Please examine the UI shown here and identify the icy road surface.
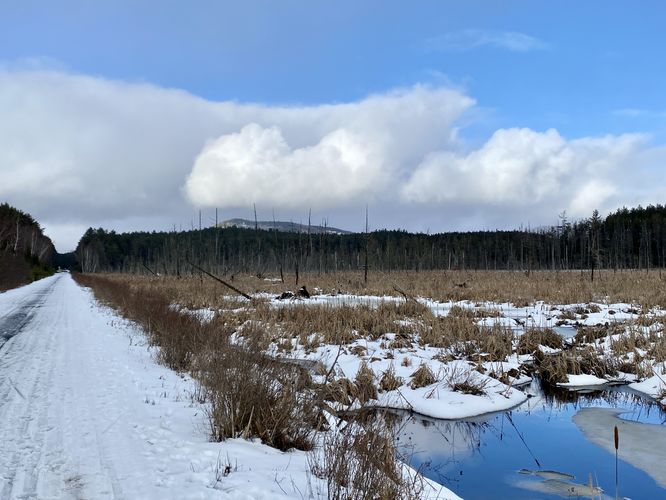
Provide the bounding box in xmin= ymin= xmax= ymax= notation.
xmin=0 ymin=274 xmax=319 ymax=499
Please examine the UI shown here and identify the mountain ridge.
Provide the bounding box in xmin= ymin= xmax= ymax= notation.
xmin=217 ymin=218 xmax=352 ymax=235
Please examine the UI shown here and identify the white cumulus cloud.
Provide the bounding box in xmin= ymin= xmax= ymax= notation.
xmin=185 ymin=124 xmax=386 ymax=208
xmin=0 ymin=66 xmax=663 ymax=251
xmin=401 ymin=128 xmax=646 ymax=218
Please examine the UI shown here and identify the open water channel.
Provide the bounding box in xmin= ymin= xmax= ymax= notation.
xmin=395 ymin=381 xmax=666 ymax=499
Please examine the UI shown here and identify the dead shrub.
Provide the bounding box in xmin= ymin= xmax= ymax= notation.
xmin=488 ymin=366 xmax=523 ymax=385
xmin=480 ymin=324 xmax=514 ymax=361
xmin=410 ymin=363 xmax=437 ymax=389
xmin=349 ymin=345 xmax=367 ymax=356
xmin=635 ymin=314 xmax=659 ymax=327
xmin=200 ymin=344 xmax=317 ymax=451
xmin=535 ymin=347 xmax=618 ymax=386
xmin=617 ymin=355 xmax=652 ymax=378
xmin=648 ymin=333 xmax=666 ymax=363
xmin=448 ymin=305 xmax=476 ymax=319
xmin=442 ymin=363 xmax=489 ymax=395
xmin=324 ymin=378 xmax=356 ymax=406
xmin=354 ymin=362 xmax=378 ymax=404
xmin=237 ymin=320 xmax=271 ymax=351
xmin=534 ymin=351 xmax=570 ymax=385
xmin=474 ymin=307 xmax=502 ymax=318
xmin=379 ymin=365 xmax=403 ymax=392
xmin=559 ymin=309 xmax=578 ymax=321
xmin=309 ymin=415 xmax=425 ymax=500
xmin=517 ymin=328 xmax=563 ymax=354
xmin=611 ymin=331 xmax=651 ymax=356
xmin=578 ymin=346 xmax=618 ymax=378
xmin=388 ymin=332 xmax=413 ymax=349
xmin=574 ymin=325 xmax=617 ymax=344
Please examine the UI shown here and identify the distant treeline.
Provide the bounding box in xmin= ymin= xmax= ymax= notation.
xmin=0 ymin=202 xmax=55 ymax=290
xmin=75 ymin=204 xmax=666 ymax=276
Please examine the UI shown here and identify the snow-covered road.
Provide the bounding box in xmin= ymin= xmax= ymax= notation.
xmin=0 ymin=274 xmax=458 ymax=500
xmin=0 ymin=274 xmax=324 ymax=500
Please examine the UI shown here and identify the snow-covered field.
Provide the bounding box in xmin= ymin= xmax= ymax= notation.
xmin=0 ymin=274 xmax=459 ymax=499
xmin=6 ymin=273 xmax=664 ymax=498
xmin=196 ymin=290 xmax=666 ymax=415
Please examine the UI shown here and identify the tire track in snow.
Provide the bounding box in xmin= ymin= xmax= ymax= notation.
xmin=0 ymin=277 xmax=62 ymax=499
xmin=0 ymin=279 xmax=57 ymax=352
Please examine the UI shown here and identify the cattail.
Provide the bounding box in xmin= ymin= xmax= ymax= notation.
xmin=614 ymin=425 xmax=619 ymax=499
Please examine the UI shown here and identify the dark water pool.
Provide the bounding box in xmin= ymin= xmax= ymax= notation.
xmin=395 ymin=381 xmax=666 ymax=499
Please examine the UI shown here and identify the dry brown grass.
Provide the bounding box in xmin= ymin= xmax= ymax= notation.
xmin=84 ymin=272 xmax=666 ymax=373
xmin=648 ymin=333 xmax=666 ymax=363
xmin=419 ymin=315 xmax=513 ymax=361
xmin=410 ymin=364 xmax=437 ymax=389
xmin=323 ymin=378 xmax=357 ymax=406
xmin=535 ymin=347 xmax=618 ymax=385
xmin=251 ymin=301 xmax=432 ymax=346
xmin=611 ymin=330 xmax=652 ymax=356
xmin=442 ymin=364 xmax=490 ymax=395
xmin=92 ymin=268 xmax=666 ymax=309
xmin=354 ymin=362 xmax=378 ymax=404
xmin=309 ymin=414 xmax=425 ymax=500
xmin=77 ymin=271 xmax=666 ymax=424
xmin=74 ymin=273 xmax=319 ymax=451
xmin=200 ymin=344 xmax=318 ymax=450
xmin=574 ymin=325 xmax=618 ymax=344
xmin=379 ymin=365 xmax=403 ymax=392
xmin=516 ymin=328 xmax=564 ymax=355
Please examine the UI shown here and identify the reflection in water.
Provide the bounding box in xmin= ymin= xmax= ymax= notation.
xmin=392 ymin=380 xmax=666 ymax=499
xmin=536 ymin=382 xmax=666 ymax=424
xmin=514 ymin=478 xmax=604 ymax=498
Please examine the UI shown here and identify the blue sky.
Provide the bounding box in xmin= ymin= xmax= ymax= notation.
xmin=4 ymin=1 xmax=665 ymax=138
xmin=2 ymin=1 xmax=666 ymax=250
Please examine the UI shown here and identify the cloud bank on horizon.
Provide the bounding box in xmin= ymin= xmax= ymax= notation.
xmin=1 ymin=67 xmax=664 ymax=251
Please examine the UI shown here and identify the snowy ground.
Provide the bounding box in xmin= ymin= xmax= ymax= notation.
xmin=183 ymin=290 xmax=665 ymax=420
xmin=0 ymin=274 xmax=458 ymax=499
xmin=260 ymin=292 xmax=666 ymax=397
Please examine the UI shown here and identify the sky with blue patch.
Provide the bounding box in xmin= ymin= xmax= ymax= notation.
xmin=2 ymin=1 xmax=666 ymax=250
xmin=4 ymin=1 xmax=665 ymax=138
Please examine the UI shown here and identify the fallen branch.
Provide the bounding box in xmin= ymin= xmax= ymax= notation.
xmin=392 ymin=284 xmax=417 ymax=303
xmin=186 ymin=259 xmax=253 ymax=301
xmin=142 ymin=263 xmax=158 ymax=276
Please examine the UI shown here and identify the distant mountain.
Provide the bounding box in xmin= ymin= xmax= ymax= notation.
xmin=217 ymin=218 xmax=352 ymax=235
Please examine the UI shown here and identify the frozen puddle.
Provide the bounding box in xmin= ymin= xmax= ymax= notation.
xmin=394 ymin=382 xmax=666 ymax=499
xmin=573 ymin=407 xmax=666 ymax=489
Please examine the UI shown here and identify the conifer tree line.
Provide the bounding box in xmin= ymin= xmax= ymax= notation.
xmin=0 ymin=203 xmax=56 ymax=289
xmin=0 ymin=203 xmax=55 ymax=264
xmin=75 ymin=204 xmax=666 ymax=275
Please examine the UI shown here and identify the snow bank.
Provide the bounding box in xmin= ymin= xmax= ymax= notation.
xmin=557 ymin=374 xmax=609 ymax=387
xmin=630 ymin=371 xmax=666 ymax=404
xmin=376 ymin=378 xmax=527 ymax=420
